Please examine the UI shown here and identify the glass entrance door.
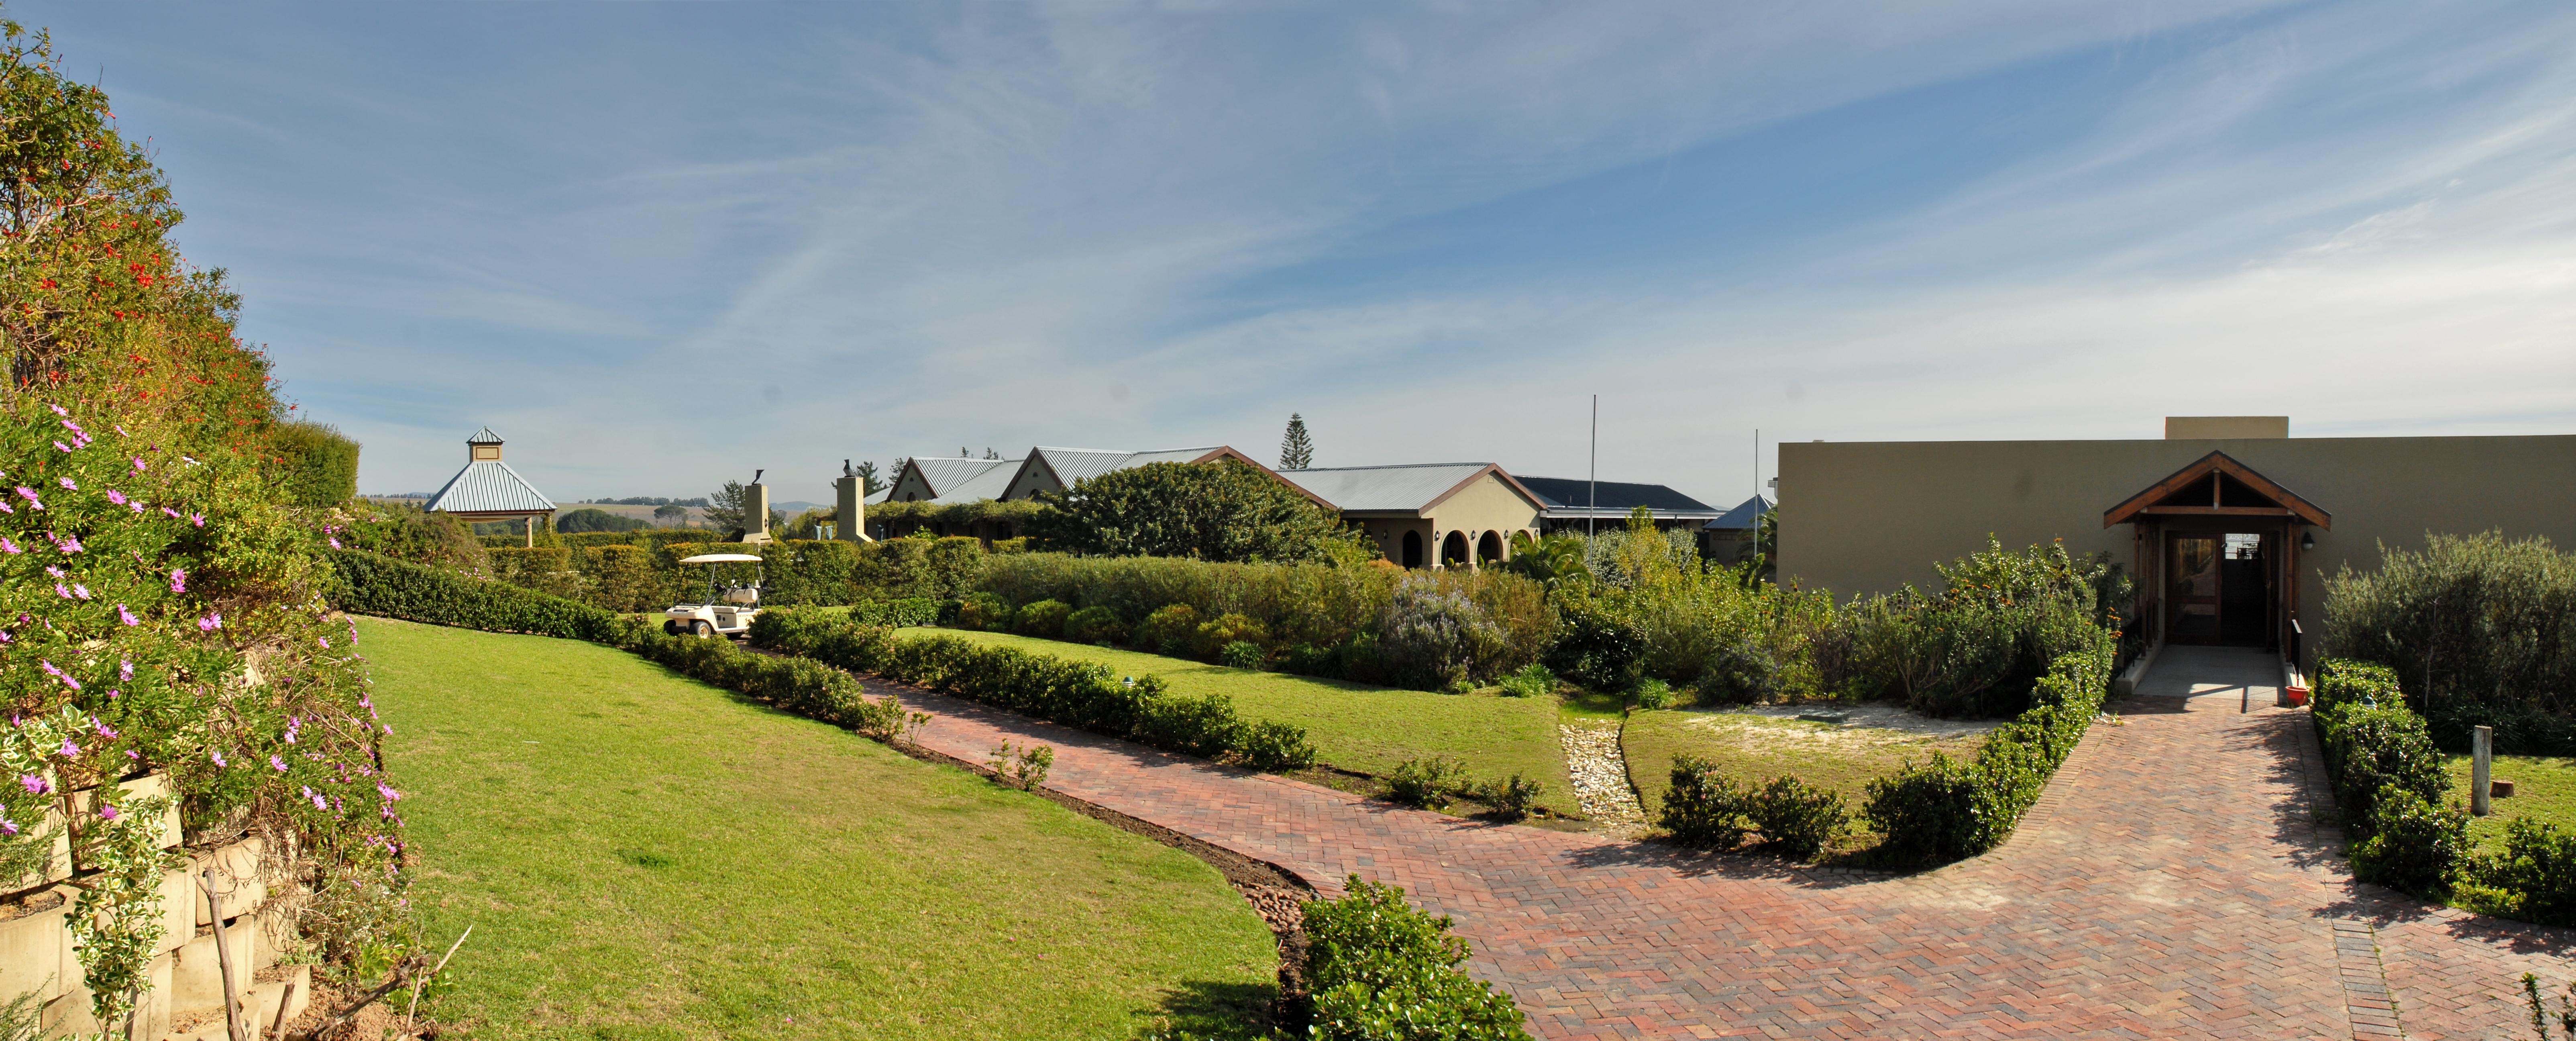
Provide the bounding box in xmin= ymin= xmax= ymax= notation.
xmin=2168 ymin=535 xmax=2221 ymax=643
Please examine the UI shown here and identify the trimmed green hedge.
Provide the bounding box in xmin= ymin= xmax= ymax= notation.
xmin=849 ymin=598 xmax=939 ymax=627
xmin=1861 ymin=647 xmax=2112 ymax=865
xmin=748 ymin=606 xmax=1316 ymax=772
xmin=269 ymin=420 xmax=360 ymax=507
xmin=324 ymin=549 xmax=911 ymax=741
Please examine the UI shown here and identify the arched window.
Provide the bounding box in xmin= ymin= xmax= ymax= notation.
xmin=1402 ymin=530 xmax=1423 ymax=568
xmin=1441 ymin=531 xmax=1469 ymax=567
xmin=1477 ymin=531 xmax=1504 ymax=565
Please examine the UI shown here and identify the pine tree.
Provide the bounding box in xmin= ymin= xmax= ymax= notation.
xmin=854 ymin=460 xmax=881 ymax=494
xmin=1279 ymin=413 xmax=1314 ymax=470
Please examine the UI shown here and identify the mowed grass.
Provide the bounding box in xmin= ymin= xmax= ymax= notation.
xmin=893 ymin=629 xmax=1577 ymax=816
xmin=1622 ymin=708 xmax=1989 ymax=827
xmin=363 ymin=618 xmax=1276 ymax=1041
xmin=2449 ymin=753 xmax=2576 ymax=851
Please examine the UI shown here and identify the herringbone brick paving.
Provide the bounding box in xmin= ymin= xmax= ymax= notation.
xmin=868 ymin=646 xmax=2575 ymax=1038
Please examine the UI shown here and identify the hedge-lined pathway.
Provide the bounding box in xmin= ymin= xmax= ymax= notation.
xmin=864 ymin=647 xmax=2575 ymax=1039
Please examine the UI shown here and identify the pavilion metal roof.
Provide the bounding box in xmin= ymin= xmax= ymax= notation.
xmin=1276 ymin=463 xmax=1514 ymax=514
xmin=1704 ymin=495 xmax=1773 ymax=531
xmin=1515 ymin=476 xmax=1725 ymax=520
xmin=425 ymin=460 xmax=554 ymax=515
xmin=466 ymin=427 xmax=505 ymax=445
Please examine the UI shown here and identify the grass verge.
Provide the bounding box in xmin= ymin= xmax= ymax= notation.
xmin=893 ymin=628 xmax=1578 ymax=817
xmin=363 ymin=617 xmax=1277 ymax=1041
xmin=2449 ymin=752 xmax=2576 ymax=852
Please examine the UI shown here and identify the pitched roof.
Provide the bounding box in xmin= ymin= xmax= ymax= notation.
xmin=1277 ymin=463 xmax=1539 ymax=514
xmin=425 ymin=460 xmax=554 ymax=514
xmin=1513 ymin=476 xmax=1725 ymax=519
xmin=467 ymin=427 xmax=504 ymax=444
xmin=1704 ymin=495 xmax=1772 ymax=531
xmin=1025 ymin=445 xmax=1230 ymax=487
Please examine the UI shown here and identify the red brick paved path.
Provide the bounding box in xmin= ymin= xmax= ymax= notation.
xmin=870 ymin=646 xmax=2576 ymax=1039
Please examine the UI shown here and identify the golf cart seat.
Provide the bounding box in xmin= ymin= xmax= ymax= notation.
xmin=724 ymin=587 xmax=760 ymax=605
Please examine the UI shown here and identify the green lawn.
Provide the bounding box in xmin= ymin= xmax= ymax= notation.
xmin=364 ymin=618 xmax=1276 ymax=1040
xmin=1622 ymin=708 xmax=1988 ymax=829
xmin=895 ymin=629 xmax=1578 ymax=817
xmin=2450 ymin=753 xmax=2576 ymax=850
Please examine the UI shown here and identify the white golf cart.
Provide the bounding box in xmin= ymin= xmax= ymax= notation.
xmin=664 ymin=552 xmax=765 ymax=638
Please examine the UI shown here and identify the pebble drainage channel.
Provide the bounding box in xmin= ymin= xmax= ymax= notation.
xmin=1559 ymin=720 xmax=1647 ymax=836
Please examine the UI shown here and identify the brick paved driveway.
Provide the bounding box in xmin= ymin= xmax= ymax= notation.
xmin=873 ymin=646 xmax=2575 ymax=1039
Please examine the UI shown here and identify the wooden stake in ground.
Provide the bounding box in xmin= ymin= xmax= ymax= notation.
xmin=202 ymin=869 xmax=250 ymax=1041
xmin=405 ymin=924 xmax=474 ymax=1036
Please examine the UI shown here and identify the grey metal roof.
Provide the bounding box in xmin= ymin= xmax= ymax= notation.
xmin=467 ymin=427 xmax=504 ymax=444
xmin=1277 ymin=463 xmax=1502 ymax=514
xmin=426 ymin=460 xmax=554 ymax=514
xmin=907 ymin=457 xmax=1017 ymax=499
xmin=1032 ymin=445 xmax=1224 ymax=486
xmin=1515 ymin=476 xmax=1724 ymax=519
xmin=938 ymin=462 xmax=1023 ymax=503
xmin=1704 ymin=495 xmax=1773 ymax=531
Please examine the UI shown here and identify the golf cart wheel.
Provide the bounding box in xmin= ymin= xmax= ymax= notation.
xmin=691 ymin=621 xmax=713 ymax=638
xmin=663 ymin=619 xmax=681 ymax=636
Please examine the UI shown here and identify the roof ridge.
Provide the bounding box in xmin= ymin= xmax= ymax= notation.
xmin=1282 ymin=462 xmax=1492 ymax=472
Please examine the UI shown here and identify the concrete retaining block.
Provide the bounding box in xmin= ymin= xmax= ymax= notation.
xmin=1 ymin=807 xmax=73 ymax=896
xmin=166 ymin=917 xmax=257 ymax=1019
xmin=0 ymin=885 xmax=69 ymax=1004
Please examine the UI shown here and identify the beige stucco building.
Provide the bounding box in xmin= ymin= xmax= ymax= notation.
xmin=1279 ymin=463 xmax=1545 ymax=568
xmin=1775 ymin=417 xmax=2576 ymax=670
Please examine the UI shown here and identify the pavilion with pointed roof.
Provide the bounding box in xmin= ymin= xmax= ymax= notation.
xmin=425 ymin=427 xmax=556 ymax=546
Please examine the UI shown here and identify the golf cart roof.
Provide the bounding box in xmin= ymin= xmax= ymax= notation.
xmin=678 ymin=553 xmax=764 ymax=564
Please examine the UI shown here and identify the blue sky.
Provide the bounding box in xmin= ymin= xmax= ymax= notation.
xmin=28 ymin=2 xmax=2576 ymax=507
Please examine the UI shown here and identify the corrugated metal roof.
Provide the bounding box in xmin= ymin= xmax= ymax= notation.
xmin=466 ymin=427 xmax=504 ymax=444
xmin=1033 ymin=445 xmax=1223 ymax=486
xmin=426 ymin=460 xmax=554 ymax=514
xmin=1704 ymin=495 xmax=1772 ymax=531
xmin=937 ymin=462 xmax=1022 ymax=503
xmin=1278 ymin=463 xmax=1496 ymax=514
xmin=908 ymin=457 xmax=1017 ymax=498
xmin=1515 ymin=476 xmax=1724 ymax=518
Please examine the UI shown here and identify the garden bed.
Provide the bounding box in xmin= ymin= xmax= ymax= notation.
xmin=365 ymin=617 xmax=1280 ymax=1040
xmin=1623 ymin=705 xmax=1996 ymax=840
xmin=897 ymin=629 xmax=1580 ymax=818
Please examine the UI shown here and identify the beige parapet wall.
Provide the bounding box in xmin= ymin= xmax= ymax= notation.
xmin=1776 ymin=433 xmax=2576 ymax=667
xmin=0 ymin=772 xmax=312 ymax=1039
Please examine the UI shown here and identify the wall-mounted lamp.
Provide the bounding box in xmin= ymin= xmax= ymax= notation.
xmin=2300 ymin=531 xmax=2316 ymax=551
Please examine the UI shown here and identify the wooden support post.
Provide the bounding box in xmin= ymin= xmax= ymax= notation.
xmin=2474 ymin=725 xmax=2494 ymax=816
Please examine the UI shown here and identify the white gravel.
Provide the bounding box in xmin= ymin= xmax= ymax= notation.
xmin=1559 ymin=721 xmax=1647 ymax=835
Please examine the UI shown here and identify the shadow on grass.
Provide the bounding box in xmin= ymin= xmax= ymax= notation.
xmin=1139 ymin=978 xmax=1283 ymax=1041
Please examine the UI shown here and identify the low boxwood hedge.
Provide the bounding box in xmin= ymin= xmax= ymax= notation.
xmin=1861 ymin=647 xmax=2112 ymax=866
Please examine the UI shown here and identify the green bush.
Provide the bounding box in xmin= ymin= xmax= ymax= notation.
xmin=1238 ymin=720 xmax=1318 ymax=773
xmin=956 ymin=592 xmax=1010 ymax=631
xmin=268 ymin=420 xmax=360 ymax=507
xmin=1063 ymin=604 xmax=1126 ymax=645
xmin=1746 ymin=776 xmax=1848 ymax=860
xmin=2323 ymin=533 xmax=2576 ymax=745
xmin=2312 ymin=659 xmax=2448 ymax=839
xmin=848 ymin=598 xmax=938 ymax=627
xmin=556 ymin=507 xmax=650 ymax=533
xmin=1496 ymin=663 xmax=1554 ymax=699
xmin=1632 ymin=678 xmax=1672 ymax=710
xmin=1549 ymin=598 xmax=1643 ymax=692
xmin=1378 ymin=578 xmax=1510 ymax=691
xmin=1135 ymin=603 xmax=1202 ymax=655
xmin=1658 ymin=755 xmax=1751 ymax=848
xmin=583 ymin=544 xmax=665 ymax=612
xmin=1473 ymin=774 xmax=1544 ymax=823
xmin=2351 ymin=784 xmax=2468 ymax=897
xmin=1694 ymin=637 xmax=1779 ymax=705
xmin=2469 ymin=817 xmax=2576 ymax=926
xmin=1216 ymin=640 xmax=1262 ymax=670
xmin=1388 ymin=756 xmax=1466 ymax=810
xmin=1191 ymin=612 xmax=1270 ymax=659
xmin=1133 ymin=693 xmax=1247 ymax=760
xmin=340 ymin=500 xmax=488 ymax=574
xmin=1026 ymin=458 xmax=1375 ymax=565
xmin=1012 ymin=598 xmax=1072 ymax=639
xmin=1861 ymin=647 xmax=2111 ymax=865
xmin=1298 ymin=878 xmax=1531 ymax=1041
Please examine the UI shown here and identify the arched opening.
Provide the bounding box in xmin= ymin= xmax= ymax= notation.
xmin=1441 ymin=531 xmax=1469 ymax=568
xmin=1477 ymin=531 xmax=1504 ymax=565
xmin=1401 ymin=530 xmax=1423 ymax=568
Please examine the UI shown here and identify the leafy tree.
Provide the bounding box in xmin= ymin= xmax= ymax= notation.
xmin=854 ymin=460 xmax=880 ymax=494
xmin=1279 ymin=413 xmax=1314 ymax=470
xmin=652 ymin=502 xmax=687 ymax=525
xmin=703 ymin=480 xmax=787 ymax=537
xmin=556 ymin=507 xmax=648 ymax=533
xmin=1029 ymin=459 xmax=1370 ymax=564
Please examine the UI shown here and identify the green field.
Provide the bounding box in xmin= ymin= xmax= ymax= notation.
xmin=364 ymin=618 xmax=1276 ymax=1040
xmin=1621 ymin=707 xmax=1988 ymax=829
xmin=895 ymin=629 xmax=1578 ymax=816
xmin=2450 ymin=752 xmax=2576 ymax=851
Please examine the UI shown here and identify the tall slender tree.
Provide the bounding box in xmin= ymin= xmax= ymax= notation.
xmin=1279 ymin=413 xmax=1314 ymax=470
